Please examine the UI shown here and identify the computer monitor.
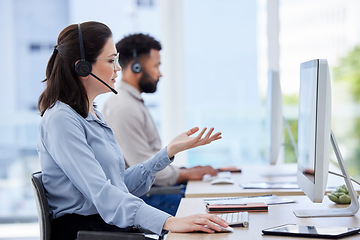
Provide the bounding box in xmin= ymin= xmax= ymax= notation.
xmin=294 ymin=59 xmax=359 ymax=217
xmin=265 ymin=70 xmax=282 ymax=165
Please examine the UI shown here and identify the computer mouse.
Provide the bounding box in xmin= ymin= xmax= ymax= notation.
xmin=202 ymin=225 xmax=234 ymax=233
xmin=202 ymin=174 xmax=213 ymax=182
xmin=210 ymin=178 xmax=235 ymax=185
xmin=219 ymin=226 xmax=234 ymax=233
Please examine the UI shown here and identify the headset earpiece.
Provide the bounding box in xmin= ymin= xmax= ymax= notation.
xmin=131 ymin=48 xmax=142 ymax=73
xmin=75 ymin=60 xmax=92 ymax=77
xmin=131 ymin=62 xmax=142 ymax=73
xmin=75 ymin=24 xmax=92 ymax=77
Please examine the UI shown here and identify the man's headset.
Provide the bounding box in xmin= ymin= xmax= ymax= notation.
xmin=75 ymin=23 xmax=117 ymax=94
xmin=131 ymin=48 xmax=142 ymax=73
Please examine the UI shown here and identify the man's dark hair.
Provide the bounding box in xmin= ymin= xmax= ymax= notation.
xmin=116 ymin=33 xmax=161 ymax=69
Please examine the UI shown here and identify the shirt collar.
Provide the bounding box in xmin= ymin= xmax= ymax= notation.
xmin=86 ymin=107 xmax=109 ymax=128
xmin=119 ymin=81 xmax=144 ymax=103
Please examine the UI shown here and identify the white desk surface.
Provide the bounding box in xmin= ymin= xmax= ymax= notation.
xmin=167 ymin=195 xmax=360 ymax=240
xmin=185 ymin=163 xmax=355 ymax=198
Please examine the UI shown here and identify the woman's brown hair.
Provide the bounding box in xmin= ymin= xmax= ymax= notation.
xmin=38 ymin=21 xmax=112 ymax=118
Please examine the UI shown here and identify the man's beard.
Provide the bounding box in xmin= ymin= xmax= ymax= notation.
xmin=138 ymin=70 xmax=159 ymax=93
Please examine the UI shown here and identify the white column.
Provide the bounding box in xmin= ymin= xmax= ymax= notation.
xmin=267 ymin=0 xmax=280 ymax=72
xmin=267 ymin=0 xmax=284 ymax=163
xmin=159 ymin=0 xmax=186 ymax=164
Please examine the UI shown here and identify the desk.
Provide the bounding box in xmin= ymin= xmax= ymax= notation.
xmin=185 ymin=164 xmax=353 ymax=198
xmin=166 ymin=196 xmax=360 ymax=240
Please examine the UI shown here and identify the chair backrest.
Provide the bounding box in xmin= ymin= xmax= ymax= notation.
xmin=31 ymin=171 xmax=51 ymax=240
xmin=31 ymin=172 xmax=161 ymax=240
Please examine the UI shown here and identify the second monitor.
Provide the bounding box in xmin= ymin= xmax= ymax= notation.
xmin=265 ymin=69 xmax=297 ymax=167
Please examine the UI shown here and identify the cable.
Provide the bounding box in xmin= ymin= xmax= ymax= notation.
xmin=280 ymin=120 xmax=359 ymax=187
xmin=328 ymin=170 xmax=360 ymax=186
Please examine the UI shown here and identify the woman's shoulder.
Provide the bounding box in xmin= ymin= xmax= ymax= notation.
xmin=42 ymin=101 xmax=84 ymax=126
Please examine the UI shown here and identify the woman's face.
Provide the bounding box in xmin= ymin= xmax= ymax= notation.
xmin=88 ymin=37 xmax=121 ymax=95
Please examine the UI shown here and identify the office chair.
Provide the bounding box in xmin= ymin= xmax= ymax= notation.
xmin=31 ymin=172 xmax=51 ymax=240
xmin=31 ymin=171 xmax=165 ymax=240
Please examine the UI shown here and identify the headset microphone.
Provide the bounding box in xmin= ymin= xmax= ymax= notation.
xmin=75 ymin=23 xmax=117 ymax=94
xmin=90 ymin=73 xmax=117 ymax=94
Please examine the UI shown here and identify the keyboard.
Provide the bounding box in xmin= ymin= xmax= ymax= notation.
xmin=242 ymin=181 xmax=299 ymax=189
xmin=217 ymin=211 xmax=249 ymax=228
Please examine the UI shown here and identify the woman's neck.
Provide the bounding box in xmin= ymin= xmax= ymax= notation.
xmin=89 ymin=108 xmax=95 ymax=116
xmin=87 ymin=95 xmax=95 ymax=117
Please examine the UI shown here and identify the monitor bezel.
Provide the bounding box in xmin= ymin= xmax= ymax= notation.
xmin=296 ymin=59 xmax=331 ymax=203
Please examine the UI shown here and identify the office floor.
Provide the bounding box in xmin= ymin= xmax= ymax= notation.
xmin=0 ymin=222 xmax=39 ymax=240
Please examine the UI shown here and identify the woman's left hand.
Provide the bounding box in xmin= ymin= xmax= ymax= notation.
xmin=166 ymin=127 xmax=222 ymax=159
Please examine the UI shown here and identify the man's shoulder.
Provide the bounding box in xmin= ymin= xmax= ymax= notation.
xmin=102 ymin=89 xmax=145 ymax=120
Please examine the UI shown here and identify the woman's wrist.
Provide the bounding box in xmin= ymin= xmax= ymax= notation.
xmin=166 ymin=145 xmax=176 ymax=159
xmin=163 ymin=216 xmax=176 ymax=231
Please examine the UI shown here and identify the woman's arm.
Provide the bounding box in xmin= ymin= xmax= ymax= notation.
xmin=124 ymin=148 xmax=172 ymax=196
xmin=125 ymin=127 xmax=221 ymax=194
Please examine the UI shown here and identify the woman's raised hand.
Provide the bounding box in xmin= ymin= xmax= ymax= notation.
xmin=166 ymin=127 xmax=222 ymax=159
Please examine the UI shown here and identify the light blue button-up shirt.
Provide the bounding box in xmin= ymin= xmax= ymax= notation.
xmin=37 ymin=101 xmax=172 ymax=235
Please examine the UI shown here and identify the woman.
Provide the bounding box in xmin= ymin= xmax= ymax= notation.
xmin=37 ymin=21 xmax=228 ymax=240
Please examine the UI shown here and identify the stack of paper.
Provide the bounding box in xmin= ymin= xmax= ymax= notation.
xmin=203 ymin=194 xmax=296 ymax=213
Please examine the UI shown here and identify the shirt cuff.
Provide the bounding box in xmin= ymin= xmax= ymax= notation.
xmin=149 ymin=148 xmax=173 ymax=172
xmin=134 ymin=202 xmax=172 ymax=235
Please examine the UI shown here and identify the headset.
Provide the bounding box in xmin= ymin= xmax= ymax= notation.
xmin=131 ymin=48 xmax=142 ymax=73
xmin=75 ymin=23 xmax=92 ymax=77
xmin=75 ymin=23 xmax=117 ymax=94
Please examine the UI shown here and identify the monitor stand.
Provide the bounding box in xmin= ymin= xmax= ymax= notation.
xmin=294 ymin=131 xmax=359 ymax=217
xmin=263 ymin=117 xmax=298 ymax=177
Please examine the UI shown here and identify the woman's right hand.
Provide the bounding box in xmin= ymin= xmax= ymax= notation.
xmin=163 ymin=214 xmax=228 ymax=233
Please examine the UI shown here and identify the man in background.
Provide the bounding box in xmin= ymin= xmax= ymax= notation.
xmin=101 ymin=33 xmax=217 ymax=215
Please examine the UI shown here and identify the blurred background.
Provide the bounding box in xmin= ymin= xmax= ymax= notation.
xmin=1 ymin=0 xmax=360 ymax=238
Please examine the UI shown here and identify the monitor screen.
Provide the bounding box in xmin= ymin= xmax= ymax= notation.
xmin=297 ymin=62 xmax=317 ymax=184
xmin=296 ymin=59 xmax=331 ymax=203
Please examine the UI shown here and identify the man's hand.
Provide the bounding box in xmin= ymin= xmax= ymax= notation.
xmin=177 ymin=166 xmax=218 ymax=183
